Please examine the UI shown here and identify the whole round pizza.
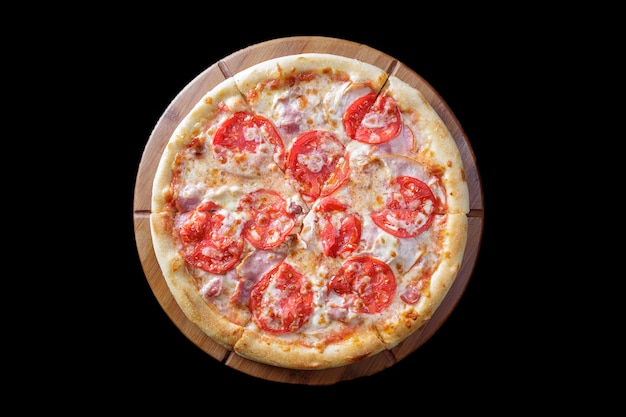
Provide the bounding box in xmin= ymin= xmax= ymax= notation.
xmin=150 ymin=52 xmax=470 ymax=370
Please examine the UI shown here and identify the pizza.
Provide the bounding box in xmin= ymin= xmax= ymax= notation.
xmin=150 ymin=52 xmax=470 ymax=370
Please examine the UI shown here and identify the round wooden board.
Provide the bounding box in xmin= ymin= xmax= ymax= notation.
xmin=133 ymin=36 xmax=484 ymax=385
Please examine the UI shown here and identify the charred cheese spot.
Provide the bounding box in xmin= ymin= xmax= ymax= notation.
xmin=172 ymin=257 xmax=184 ymax=273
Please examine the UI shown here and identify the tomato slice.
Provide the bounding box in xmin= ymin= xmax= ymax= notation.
xmin=249 ymin=262 xmax=314 ymax=334
xmin=370 ymin=176 xmax=436 ymax=238
xmin=315 ymin=197 xmax=362 ymax=258
xmin=178 ymin=201 xmax=244 ymax=274
xmin=328 ymin=256 xmax=396 ymax=314
xmin=239 ymin=189 xmax=296 ymax=249
xmin=213 ymin=111 xmax=285 ymax=169
xmin=343 ymin=92 xmax=402 ymax=144
xmin=286 ymin=130 xmax=350 ymax=201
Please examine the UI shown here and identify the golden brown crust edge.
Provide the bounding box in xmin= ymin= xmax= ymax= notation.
xmin=150 ymin=212 xmax=244 ymax=349
xmin=385 ymin=75 xmax=469 ymax=214
xmin=233 ymin=52 xmax=389 ymax=96
xmin=234 ymin=325 xmax=387 ymax=370
xmin=376 ymin=213 xmax=468 ymax=348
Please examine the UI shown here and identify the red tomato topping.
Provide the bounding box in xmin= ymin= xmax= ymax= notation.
xmin=315 ymin=196 xmax=348 ymax=212
xmin=315 ymin=197 xmax=362 ymax=258
xmin=239 ymin=189 xmax=296 ymax=249
xmin=328 ymin=256 xmax=396 ymax=314
xmin=213 ymin=111 xmax=285 ymax=169
xmin=286 ymin=130 xmax=350 ymax=201
xmin=343 ymin=92 xmax=402 ymax=144
xmin=249 ymin=262 xmax=314 ymax=334
xmin=371 ymin=176 xmax=436 ymax=238
xmin=178 ymin=201 xmax=244 ymax=274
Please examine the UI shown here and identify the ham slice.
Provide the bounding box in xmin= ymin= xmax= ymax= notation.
xmin=230 ymin=250 xmax=286 ymax=306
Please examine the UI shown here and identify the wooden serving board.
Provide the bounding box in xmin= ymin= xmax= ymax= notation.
xmin=133 ymin=36 xmax=484 ymax=385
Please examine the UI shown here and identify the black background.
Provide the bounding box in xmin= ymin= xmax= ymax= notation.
xmin=43 ymin=13 xmax=562 ymax=411
xmin=124 ymin=33 xmax=502 ymax=388
xmin=121 ymin=33 xmax=510 ymax=400
xmin=4 ymin=0 xmax=615 ymax=409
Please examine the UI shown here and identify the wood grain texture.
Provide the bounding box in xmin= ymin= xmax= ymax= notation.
xmin=133 ymin=36 xmax=484 ymax=385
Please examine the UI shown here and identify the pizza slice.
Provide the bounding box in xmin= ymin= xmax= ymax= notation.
xmin=380 ymin=76 xmax=470 ymax=214
xmin=231 ymin=53 xmax=389 ymax=149
xmin=232 ymin=256 xmax=387 ymax=369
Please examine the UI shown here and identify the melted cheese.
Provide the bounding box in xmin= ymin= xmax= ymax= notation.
xmin=240 ymin=72 xmax=351 ymax=152
xmin=156 ymin=57 xmax=462 ymax=358
xmin=204 ymin=185 xmax=244 ymax=211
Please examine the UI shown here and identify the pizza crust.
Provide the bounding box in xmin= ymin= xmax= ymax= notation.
xmin=374 ymin=213 xmax=468 ymax=348
xmin=233 ymin=53 xmax=389 ymax=95
xmin=234 ymin=324 xmax=386 ymax=370
xmin=150 ymin=212 xmax=245 ymax=348
xmin=383 ymin=76 xmax=470 ymax=214
xmin=151 ymin=77 xmax=248 ymax=212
